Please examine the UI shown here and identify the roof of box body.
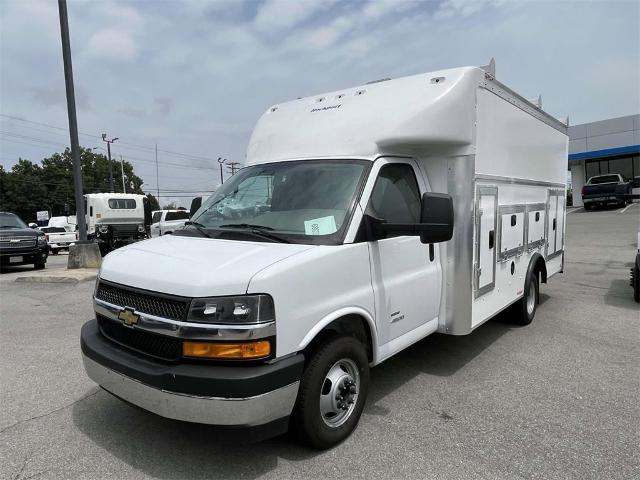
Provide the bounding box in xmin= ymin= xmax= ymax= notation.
xmin=246 ymin=66 xmax=483 ymax=165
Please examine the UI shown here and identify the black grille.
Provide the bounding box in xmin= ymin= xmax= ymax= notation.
xmin=98 ymin=315 xmax=181 ymax=361
xmin=96 ymin=281 xmax=189 ymax=320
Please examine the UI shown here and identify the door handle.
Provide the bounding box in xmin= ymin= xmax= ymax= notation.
xmin=429 ymin=243 xmax=435 ymax=262
xmin=553 ymin=219 xmax=557 ymax=231
xmin=489 ymin=230 xmax=495 ymax=249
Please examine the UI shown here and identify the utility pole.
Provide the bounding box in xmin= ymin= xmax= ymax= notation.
xmin=226 ymin=161 xmax=242 ymax=177
xmin=155 ymin=143 xmax=160 ymax=204
xmin=102 ymin=133 xmax=118 ymax=192
xmin=217 ymin=157 xmax=226 ymax=185
xmin=57 ymin=0 xmax=87 ymax=241
xmin=120 ymin=155 xmax=126 ymax=193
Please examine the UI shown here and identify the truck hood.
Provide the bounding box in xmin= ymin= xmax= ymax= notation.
xmin=99 ymin=234 xmax=315 ymax=297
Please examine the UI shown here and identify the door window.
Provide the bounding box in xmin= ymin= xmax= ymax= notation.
xmin=366 ymin=164 xmax=421 ymax=227
xmin=151 ymin=212 xmax=162 ymax=224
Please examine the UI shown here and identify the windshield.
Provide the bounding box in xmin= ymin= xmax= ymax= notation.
xmin=0 ymin=212 xmax=28 ymax=229
xmin=191 ymin=160 xmax=369 ymax=244
xmin=588 ymin=175 xmax=621 ymax=185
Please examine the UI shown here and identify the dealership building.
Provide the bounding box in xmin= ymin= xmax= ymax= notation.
xmin=568 ymin=114 xmax=640 ymax=206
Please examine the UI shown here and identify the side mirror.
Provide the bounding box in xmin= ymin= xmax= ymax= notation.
xmin=418 ymin=192 xmax=454 ymax=244
xmin=28 ymin=223 xmax=38 ymax=229
xmin=365 ymin=192 xmax=454 ymax=244
xmin=190 ymin=196 xmax=203 ymax=218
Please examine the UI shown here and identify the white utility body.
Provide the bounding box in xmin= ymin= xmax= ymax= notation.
xmin=82 ymin=62 xmax=568 ymax=448
xmin=84 ymin=193 xmax=147 ymax=252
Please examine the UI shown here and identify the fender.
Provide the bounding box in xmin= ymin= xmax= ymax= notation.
xmin=526 ymin=252 xmax=547 ymax=284
xmin=297 ymin=306 xmax=378 ymax=364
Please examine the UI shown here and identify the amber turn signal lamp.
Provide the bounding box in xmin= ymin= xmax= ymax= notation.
xmin=182 ymin=340 xmax=271 ymax=359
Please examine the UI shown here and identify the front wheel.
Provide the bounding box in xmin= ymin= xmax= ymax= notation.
xmin=34 ymin=262 xmax=45 ymax=270
xmin=514 ymin=271 xmax=538 ymax=325
xmin=291 ymin=336 xmax=369 ymax=449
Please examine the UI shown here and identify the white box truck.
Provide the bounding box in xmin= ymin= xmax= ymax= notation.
xmin=84 ymin=193 xmax=147 ymax=254
xmin=81 ymin=62 xmax=568 ymax=448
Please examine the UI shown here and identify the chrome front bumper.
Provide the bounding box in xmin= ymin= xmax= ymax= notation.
xmin=83 ymin=354 xmax=300 ymax=426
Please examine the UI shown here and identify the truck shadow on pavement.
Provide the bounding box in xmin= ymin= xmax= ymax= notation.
xmin=71 ymin=311 xmax=518 ymax=479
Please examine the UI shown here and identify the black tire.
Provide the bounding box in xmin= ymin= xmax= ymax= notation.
xmin=98 ymin=243 xmax=111 ymax=256
xmin=514 ymin=271 xmax=538 ymax=325
xmin=633 ymin=261 xmax=640 ymax=304
xmin=291 ymin=335 xmax=369 ymax=449
xmin=34 ymin=262 xmax=45 ymax=270
xmin=51 ymin=249 xmax=59 ymax=255
xmin=584 ymin=203 xmax=591 ymax=211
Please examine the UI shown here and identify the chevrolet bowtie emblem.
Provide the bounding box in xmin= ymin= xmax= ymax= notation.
xmin=118 ymin=307 xmax=139 ymax=327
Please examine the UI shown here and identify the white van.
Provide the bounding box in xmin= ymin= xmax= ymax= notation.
xmin=84 ymin=193 xmax=147 ymax=253
xmin=81 ymin=62 xmax=568 ymax=448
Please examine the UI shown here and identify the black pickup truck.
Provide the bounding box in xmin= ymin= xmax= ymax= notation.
xmin=581 ymin=174 xmax=632 ymax=210
xmin=0 ymin=212 xmax=48 ymax=270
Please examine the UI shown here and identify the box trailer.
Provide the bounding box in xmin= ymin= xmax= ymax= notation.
xmin=81 ymin=61 xmax=568 ymax=449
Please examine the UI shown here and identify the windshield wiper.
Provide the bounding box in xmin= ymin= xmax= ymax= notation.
xmin=219 ymin=223 xmax=275 ymax=230
xmin=217 ymin=224 xmax=290 ymax=243
xmin=184 ymin=221 xmax=214 ymax=239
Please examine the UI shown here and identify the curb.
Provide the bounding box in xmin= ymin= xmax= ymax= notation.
xmin=15 ymin=269 xmax=98 ymax=284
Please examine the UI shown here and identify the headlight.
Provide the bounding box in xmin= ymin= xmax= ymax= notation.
xmin=98 ymin=225 xmax=109 ymax=234
xmin=187 ymin=294 xmax=275 ymax=325
xmin=37 ymin=235 xmax=47 ymax=246
xmin=137 ymin=224 xmax=145 ymax=233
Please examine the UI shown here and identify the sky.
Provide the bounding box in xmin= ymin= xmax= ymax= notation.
xmin=1 ymin=0 xmax=639 ymax=208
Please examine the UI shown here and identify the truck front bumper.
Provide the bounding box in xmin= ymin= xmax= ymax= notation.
xmin=81 ymin=320 xmax=303 ymax=427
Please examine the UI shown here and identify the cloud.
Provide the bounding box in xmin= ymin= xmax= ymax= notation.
xmin=86 ymin=28 xmax=137 ymax=61
xmin=253 ymin=0 xmax=336 ymax=33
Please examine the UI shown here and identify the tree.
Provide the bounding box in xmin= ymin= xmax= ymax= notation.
xmin=0 ymin=147 xmax=149 ymax=222
xmin=162 ymin=201 xmax=177 ymax=210
xmin=145 ymin=193 xmax=160 ymax=211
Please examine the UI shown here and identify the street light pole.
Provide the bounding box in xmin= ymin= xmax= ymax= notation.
xmin=102 ymin=133 xmax=118 ymax=192
xmin=218 ymin=157 xmax=226 ymax=185
xmin=120 ymin=155 xmax=126 ymax=193
xmin=57 ymin=0 xmax=87 ymax=241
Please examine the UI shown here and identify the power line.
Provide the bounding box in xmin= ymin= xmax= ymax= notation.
xmin=0 ymin=113 xmax=216 ymax=162
xmin=0 ymin=131 xmax=218 ymax=171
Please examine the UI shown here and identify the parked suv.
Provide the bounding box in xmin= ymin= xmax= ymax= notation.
xmin=0 ymin=212 xmax=48 ymax=270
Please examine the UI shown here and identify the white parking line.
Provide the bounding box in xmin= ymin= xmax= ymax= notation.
xmin=619 ymin=202 xmax=637 ymax=214
xmin=567 ymin=208 xmax=583 ymax=214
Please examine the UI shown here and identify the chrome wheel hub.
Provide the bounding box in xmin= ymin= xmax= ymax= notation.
xmin=319 ymin=358 xmax=359 ymax=428
xmin=527 ymin=281 xmax=537 ymax=315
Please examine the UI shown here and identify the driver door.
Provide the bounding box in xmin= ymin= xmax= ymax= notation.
xmin=362 ymin=159 xmax=442 ymax=347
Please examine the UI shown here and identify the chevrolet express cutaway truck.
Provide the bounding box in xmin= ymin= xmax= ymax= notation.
xmin=81 ymin=60 xmax=568 ymax=449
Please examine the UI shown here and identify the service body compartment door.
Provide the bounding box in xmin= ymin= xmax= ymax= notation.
xmin=546 ymin=193 xmax=558 ymax=255
xmin=546 ymin=190 xmax=564 ymax=258
xmin=474 ymin=186 xmax=498 ymax=297
xmin=525 ymin=203 xmax=546 ymax=251
xmin=554 ymin=193 xmax=565 ymax=255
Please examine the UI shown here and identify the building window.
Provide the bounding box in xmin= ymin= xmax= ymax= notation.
xmin=609 ymin=158 xmax=634 ymax=180
xmin=585 ymin=160 xmax=600 ymax=180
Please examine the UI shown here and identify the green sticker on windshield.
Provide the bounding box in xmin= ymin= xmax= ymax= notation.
xmin=304 ymin=216 xmax=337 ymax=235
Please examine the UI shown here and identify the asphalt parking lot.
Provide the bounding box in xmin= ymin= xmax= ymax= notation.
xmin=1 ymin=205 xmax=638 ymax=480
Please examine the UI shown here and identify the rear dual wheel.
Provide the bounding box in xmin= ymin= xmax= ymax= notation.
xmin=291 ymin=336 xmax=369 ymax=449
